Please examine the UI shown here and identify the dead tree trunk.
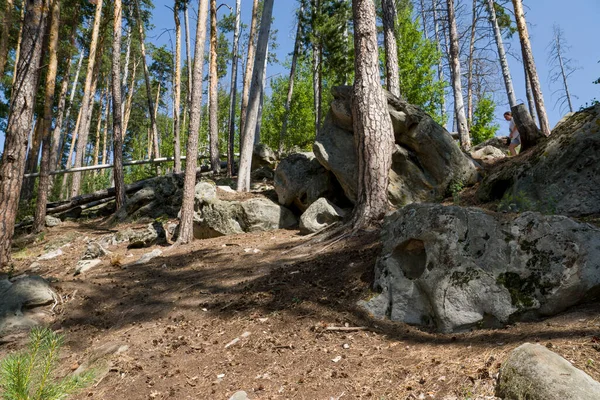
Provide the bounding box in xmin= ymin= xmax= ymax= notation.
xmin=226 ymin=0 xmax=241 ymax=176
xmin=511 ymin=103 xmax=545 ymax=152
xmin=208 ymin=0 xmax=220 ymax=174
xmin=239 ymin=0 xmax=259 ymax=149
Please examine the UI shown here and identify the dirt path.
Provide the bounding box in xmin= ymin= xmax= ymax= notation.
xmin=4 ymin=220 xmax=600 ymax=399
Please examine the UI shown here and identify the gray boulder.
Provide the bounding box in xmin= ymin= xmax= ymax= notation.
xmin=128 ymin=223 xmax=164 ymax=248
xmin=478 ymin=104 xmax=600 ymax=216
xmin=194 ymin=180 xmax=217 ymax=206
xmin=252 ymin=143 xmax=277 ymax=170
xmin=75 ymin=259 xmax=102 ymax=275
xmin=314 ymin=86 xmax=480 ymax=206
xmin=497 ymin=343 xmax=600 ymax=400
xmin=360 ymin=204 xmax=600 ymax=333
xmin=82 ymin=242 xmax=110 ymax=260
xmin=241 ymin=198 xmax=297 ymax=232
xmin=274 ymin=152 xmax=345 ymax=212
xmin=299 ymin=198 xmax=346 ymax=234
xmin=45 ymin=215 xmax=61 ymax=227
xmin=470 ymin=145 xmax=506 ymax=161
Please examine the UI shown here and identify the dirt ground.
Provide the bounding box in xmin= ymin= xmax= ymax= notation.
xmin=4 ymin=212 xmax=600 ymax=400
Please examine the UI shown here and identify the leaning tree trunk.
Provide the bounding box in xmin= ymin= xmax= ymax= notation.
xmin=236 ymin=0 xmax=274 ymax=192
xmin=486 ymin=0 xmax=517 ymax=108
xmin=239 ymin=0 xmax=259 ymax=150
xmin=112 ymin=0 xmax=126 ymax=211
xmin=135 ymin=0 xmax=160 ymax=159
xmin=351 ymin=0 xmax=395 ymax=229
xmin=523 ymin=59 xmax=536 ymax=121
xmin=279 ymin=4 xmax=303 ymax=153
xmin=173 ymin=1 xmax=182 ymax=173
xmin=0 ymin=0 xmax=47 ymax=269
xmin=11 ymin=3 xmax=25 ymax=87
xmin=33 ymin=0 xmax=60 ymax=233
xmin=0 ymin=0 xmax=14 ymax=80
xmin=511 ymin=0 xmax=550 ymax=136
xmin=382 ymin=0 xmax=400 ymax=98
xmin=122 ymin=59 xmax=139 ymax=139
xmin=177 ymin=0 xmax=209 ymax=244
xmin=226 ymin=0 xmax=241 ymax=177
xmin=446 ymin=0 xmax=470 ymax=150
xmin=208 ymin=0 xmax=220 ymax=174
xmin=511 ymin=103 xmax=545 ymax=152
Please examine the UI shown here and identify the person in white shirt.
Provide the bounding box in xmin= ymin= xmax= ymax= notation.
xmin=504 ymin=111 xmax=520 ymax=156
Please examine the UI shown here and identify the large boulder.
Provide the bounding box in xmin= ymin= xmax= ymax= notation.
xmin=274 ymin=152 xmax=346 ymax=212
xmin=252 ymin=143 xmax=277 ymax=170
xmin=240 ymin=198 xmax=297 ymax=232
xmin=299 ymin=198 xmax=347 ymax=234
xmin=478 ymin=104 xmax=600 ymax=216
xmin=314 ymin=86 xmax=480 ymax=206
xmin=497 ymin=343 xmax=600 ymax=400
xmin=360 ymin=204 xmax=600 ymax=333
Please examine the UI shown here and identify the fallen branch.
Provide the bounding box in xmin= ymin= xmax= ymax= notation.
xmin=325 ymin=326 xmax=368 ymax=332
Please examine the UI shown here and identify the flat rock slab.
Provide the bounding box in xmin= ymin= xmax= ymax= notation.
xmin=37 ymin=248 xmax=63 ymax=260
xmin=497 ymin=343 xmax=600 ymax=399
xmin=75 ymin=259 xmax=102 ymax=275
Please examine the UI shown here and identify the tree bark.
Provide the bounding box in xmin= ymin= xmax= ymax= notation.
xmin=486 ymin=0 xmax=517 ymax=108
xmin=112 ymin=0 xmax=126 ymax=211
xmin=432 ymin=0 xmax=446 ymax=124
xmin=311 ymin=0 xmax=322 ymax=136
xmin=71 ymin=0 xmax=103 ymax=197
xmin=33 ymin=0 xmax=60 ymax=233
xmin=0 ymin=0 xmax=14 ymax=79
xmin=350 ymin=0 xmax=395 ymax=229
xmin=523 ymin=58 xmax=536 ymax=121
xmin=173 ymin=1 xmax=182 ymax=173
xmin=11 ymin=3 xmax=25 ymax=87
xmin=21 ymin=118 xmax=42 ymax=202
xmin=254 ymin=42 xmax=268 ymax=145
xmin=382 ymin=0 xmax=400 ymax=98
xmin=239 ymin=0 xmax=259 ymax=150
xmin=226 ymin=0 xmax=241 ymax=176
xmin=446 ymin=0 xmax=470 ymax=150
xmin=511 ymin=0 xmax=550 ymax=136
xmin=92 ymin=90 xmax=106 ymax=170
xmin=0 ymin=0 xmax=47 ymax=268
xmin=177 ymin=0 xmax=209 ymax=244
xmin=122 ymin=59 xmax=139 ymax=139
xmin=100 ymin=93 xmax=110 ymax=169
xmin=135 ymin=0 xmax=160 ymax=159
xmin=120 ymin=25 xmax=132 ymax=117
xmin=279 ymin=4 xmax=303 ymax=153
xmin=208 ymin=0 xmax=220 ymax=174
xmin=466 ymin=0 xmax=477 ymax=126
xmin=152 ymin=81 xmax=161 ymax=158
xmin=511 ymin=103 xmax=545 ymax=152
xmin=184 ymin=3 xmax=193 ymax=113
xmin=236 ymin=0 xmax=274 ymax=192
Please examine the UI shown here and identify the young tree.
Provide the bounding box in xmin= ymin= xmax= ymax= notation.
xmin=208 ymin=0 xmax=220 ymax=173
xmin=177 ymin=0 xmax=209 ymax=244
xmin=236 ymin=0 xmax=274 ymax=192
xmin=432 ymin=0 xmax=446 ymax=123
xmin=470 ymin=96 xmax=499 ymax=145
xmin=548 ymin=24 xmax=578 ymax=114
xmin=0 ymin=0 xmax=14 ymax=79
xmin=173 ymin=0 xmax=182 ymax=173
xmin=240 ymin=0 xmax=260 ymax=146
xmin=382 ymin=0 xmax=400 ymax=98
xmin=226 ymin=0 xmax=241 ymax=176
xmin=0 ymin=0 xmax=47 ymax=268
xmin=446 ymin=0 xmax=470 ymax=150
xmin=350 ymin=0 xmax=394 ymax=229
xmin=511 ymin=0 xmax=550 ymax=136
xmin=112 ymin=0 xmax=126 ymax=211
xmin=33 ymin=0 xmax=61 ymax=233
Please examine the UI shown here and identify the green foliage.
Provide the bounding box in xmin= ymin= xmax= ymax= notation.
xmin=448 ymin=179 xmax=465 ymax=205
xmin=0 ymin=327 xmax=92 ymax=400
xmin=497 ymin=190 xmax=557 ymax=214
xmin=395 ymin=5 xmax=447 ymax=124
xmin=470 ymin=96 xmax=499 ymax=145
xmin=490 ymin=1 xmax=517 ymax=38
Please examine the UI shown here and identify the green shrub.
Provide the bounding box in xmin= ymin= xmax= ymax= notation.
xmin=0 ymin=328 xmax=92 ymax=400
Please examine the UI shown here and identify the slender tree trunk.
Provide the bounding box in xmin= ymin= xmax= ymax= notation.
xmin=311 ymin=0 xmax=322 ymax=136
xmin=0 ymin=0 xmax=47 ymax=268
xmin=486 ymin=0 xmax=517 ymax=108
xmin=208 ymin=0 xmax=220 ymax=174
xmin=152 ymin=81 xmax=161 ymax=158
xmin=21 ymin=116 xmax=42 ymax=203
xmin=239 ymin=0 xmax=259 ymax=149
xmin=555 ymin=35 xmax=574 ymax=113
xmin=511 ymin=0 xmax=550 ymax=136
xmin=523 ymin=60 xmax=536 ymax=120
xmin=236 ymin=0 xmax=274 ymax=192
xmin=120 ymin=26 xmax=132 ymax=117
xmin=432 ymin=0 xmax=446 ymax=124
xmin=0 ymin=0 xmax=14 ymax=78
xmin=112 ymin=0 xmax=126 ymax=211
xmin=382 ymin=0 xmax=400 ymax=98
xmin=419 ymin=0 xmax=428 ymax=39
xmin=66 ymin=109 xmax=83 ymax=169
xmin=226 ymin=0 xmax=241 ymax=176
xmin=71 ymin=0 xmax=103 ymax=197
xmin=135 ymin=0 xmax=160 ymax=158
xmin=92 ymin=90 xmax=106 ymax=169
xmin=254 ymin=42 xmax=268 ymax=145
xmin=466 ymin=0 xmax=477 ymax=126
xmin=446 ymin=0 xmax=470 ymax=150
xmin=33 ymin=0 xmax=61 ymax=233
xmin=122 ymin=59 xmax=139 ymax=138
xmin=173 ymin=1 xmax=182 ymax=173
xmin=11 ymin=2 xmax=25 ymax=87
xmin=177 ymin=0 xmax=209 ymax=244
xmin=351 ymin=0 xmax=395 ymax=229
xmin=184 ymin=3 xmax=193 ymax=111
xmin=279 ymin=4 xmax=303 ymax=153
xmin=100 ymin=94 xmax=110 ymax=168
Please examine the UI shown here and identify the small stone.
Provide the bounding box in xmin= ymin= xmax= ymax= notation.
xmin=228 ymin=390 xmax=249 ymax=400
xmin=75 ymin=260 xmax=102 ymax=275
xmin=332 ymin=356 xmax=342 ymax=363
xmin=343 ymin=343 xmax=350 ymax=349
xmin=37 ymin=248 xmax=63 ymax=261
xmin=216 ymin=373 xmax=225 ymax=379
xmin=45 ymin=215 xmax=61 ymax=227
xmin=28 ymin=262 xmax=42 ymax=272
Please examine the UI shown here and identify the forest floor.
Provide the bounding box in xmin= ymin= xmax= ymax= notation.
xmin=4 ymin=207 xmax=600 ymax=400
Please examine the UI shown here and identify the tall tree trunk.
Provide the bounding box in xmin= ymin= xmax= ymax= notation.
xmin=0 ymin=0 xmax=14 ymax=78
xmin=419 ymin=0 xmax=428 ymax=39
xmin=486 ymin=0 xmax=517 ymax=108
xmin=122 ymin=59 xmax=139 ymax=138
xmin=184 ymin=3 xmax=193 ymax=112
xmin=71 ymin=0 xmax=103 ymax=197
xmin=382 ymin=0 xmax=400 ymax=98
xmin=0 ymin=0 xmax=47 ymax=268
xmin=65 ymin=109 xmax=83 ymax=170
xmin=236 ymin=0 xmax=274 ymax=192
xmin=432 ymin=0 xmax=446 ymax=124
xmin=112 ymin=0 xmax=126 ymax=211
xmin=33 ymin=0 xmax=60 ymax=233
xmin=511 ymin=0 xmax=550 ymax=136
xmin=523 ymin=59 xmax=536 ymax=120
xmin=173 ymin=1 xmax=182 ymax=173
xmin=21 ymin=117 xmax=42 ymax=202
xmin=152 ymin=81 xmax=161 ymax=158
xmin=100 ymin=93 xmax=110 ymax=168
xmin=208 ymin=0 xmax=220 ymax=174
xmin=254 ymin=42 xmax=268 ymax=145
xmin=120 ymin=26 xmax=132 ymax=117
xmin=239 ymin=0 xmax=259 ymax=149
xmin=311 ymin=0 xmax=322 ymax=136
xmin=553 ymin=28 xmax=574 ymax=113
xmin=135 ymin=0 xmax=160 ymax=158
xmin=177 ymin=0 xmax=209 ymax=244
xmin=446 ymin=0 xmax=470 ymax=150
xmin=226 ymin=0 xmax=241 ymax=176
xmin=92 ymin=90 xmax=106 ymax=169
xmin=11 ymin=2 xmax=25 ymax=87
xmin=466 ymin=0 xmax=477 ymax=126
xmin=279 ymin=4 xmax=303 ymax=153
xmin=351 ymin=0 xmax=395 ymax=229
